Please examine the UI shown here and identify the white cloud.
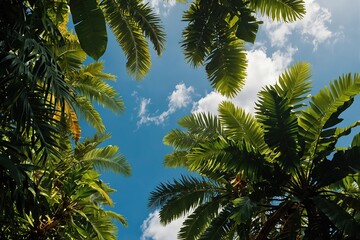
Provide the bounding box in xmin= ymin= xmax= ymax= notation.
xmin=141 ymin=210 xmax=184 ymax=240
xmin=143 ymin=0 xmax=176 ymax=15
xmin=192 ymin=46 xmax=297 ymax=115
xmin=192 ymin=91 xmax=229 ymax=115
xmin=262 ymin=0 xmax=335 ymax=50
xmin=138 ymin=83 xmax=194 ymax=125
xmin=169 ymin=84 xmax=194 ymax=109
xmin=139 ymin=98 xmax=151 ymax=117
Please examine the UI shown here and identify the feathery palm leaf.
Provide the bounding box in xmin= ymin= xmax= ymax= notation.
xmin=179 ymin=112 xmax=224 ymax=138
xmin=82 ymin=146 xmax=131 ymax=176
xmin=249 ymin=0 xmax=306 ymax=22
xmin=274 ymin=61 xmax=312 ymax=110
xmin=120 ymin=0 xmax=166 ymax=55
xmin=205 ymin=34 xmax=247 ymax=97
xmin=299 ymin=73 xmax=360 ymax=157
xmin=219 ymin=101 xmax=268 ymax=154
xmin=179 ymin=198 xmax=224 ymax=240
xmin=73 ymin=96 xmax=105 ymax=133
xmin=149 ymin=176 xmax=224 ymax=224
xmin=101 ymin=0 xmax=153 ymax=79
xmin=256 ymin=87 xmax=299 ymax=170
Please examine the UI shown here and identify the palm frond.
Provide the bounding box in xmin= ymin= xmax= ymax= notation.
xmin=163 ymin=129 xmax=201 ymax=150
xmin=83 ymin=146 xmax=131 ymax=176
xmin=352 ymin=133 xmax=360 ymax=147
xmin=105 ymin=210 xmax=128 ymax=226
xmin=73 ymin=62 xmax=125 ymax=114
xmin=119 ymin=0 xmax=166 ymax=55
xmin=54 ymin=41 xmax=87 ymax=72
xmin=73 ymin=96 xmax=105 ymax=133
xmin=250 ymin=0 xmax=306 ymax=22
xmin=299 ymin=73 xmax=360 ymax=157
xmin=101 ymin=0 xmax=151 ymax=79
xmin=199 ymin=205 xmax=234 ymax=240
xmin=315 ymin=118 xmax=359 ymax=162
xmin=164 ymin=151 xmax=189 ymax=168
xmin=219 ymin=101 xmax=268 ymax=155
xmin=313 ymin=196 xmax=360 ymax=239
xmin=205 ymin=34 xmax=247 ymax=97
xmin=182 ymin=2 xmax=215 ymax=67
xmin=311 ymin=147 xmax=360 ymax=188
xmin=149 ymin=175 xmax=223 ymax=224
xmin=275 ymin=61 xmax=312 ymax=111
xmin=179 ymin=198 xmax=223 ymax=240
xmin=179 ymin=112 xmax=223 ymax=138
xmin=188 ymin=139 xmax=266 ymax=180
xmin=89 ymin=181 xmax=114 ymax=206
xmin=256 ymin=87 xmax=299 ymax=170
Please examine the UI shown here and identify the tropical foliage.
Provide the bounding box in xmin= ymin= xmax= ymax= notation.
xmin=0 ymin=1 xmax=131 ymax=238
xmin=70 ymin=0 xmax=166 ymax=78
xmin=0 ymin=133 xmax=130 ymax=239
xmin=180 ymin=0 xmax=306 ymax=97
xmin=150 ymin=62 xmax=360 ymax=239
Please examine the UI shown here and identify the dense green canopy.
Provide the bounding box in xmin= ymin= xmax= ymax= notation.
xmin=150 ymin=62 xmax=360 ymax=239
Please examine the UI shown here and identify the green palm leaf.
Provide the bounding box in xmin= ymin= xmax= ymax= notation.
xmin=182 ymin=2 xmax=214 ymax=67
xmin=69 ymin=0 xmax=107 ymax=60
xmin=299 ymin=73 xmax=360 ymax=157
xmin=73 ymin=96 xmax=105 ymax=133
xmin=164 ymin=151 xmax=189 ymax=168
xmin=313 ymin=196 xmax=360 ymax=239
xmin=164 ymin=129 xmax=201 ymax=150
xmin=249 ymin=0 xmax=306 ymax=22
xmin=83 ymin=146 xmax=131 ymax=176
xmin=149 ymin=176 xmax=223 ymax=224
xmin=179 ymin=112 xmax=223 ymax=138
xmin=274 ymin=61 xmax=312 ymax=110
xmin=54 ymin=42 xmax=87 ymax=72
xmin=120 ymin=0 xmax=166 ymax=55
xmin=179 ymin=198 xmax=223 ymax=240
xmin=256 ymin=87 xmax=299 ymax=170
xmin=205 ymin=35 xmax=247 ymax=97
xmin=219 ymin=101 xmax=268 ymax=155
xmin=101 ymin=0 xmax=151 ymax=79
xmin=105 ymin=210 xmax=128 ymax=226
xmin=74 ymin=62 xmax=125 ymax=114
xmin=199 ymin=205 xmax=234 ymax=240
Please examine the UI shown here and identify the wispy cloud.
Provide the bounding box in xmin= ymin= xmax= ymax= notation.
xmin=137 ymin=83 xmax=194 ymax=126
xmin=262 ymin=0 xmax=337 ymax=50
xmin=141 ymin=210 xmax=185 ymax=240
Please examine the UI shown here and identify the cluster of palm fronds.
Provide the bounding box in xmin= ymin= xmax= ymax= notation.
xmin=0 ymin=0 xmax=165 ymax=237
xmin=150 ymin=63 xmax=360 ymax=239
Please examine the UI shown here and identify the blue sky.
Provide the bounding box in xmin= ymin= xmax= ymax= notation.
xmin=81 ymin=0 xmax=360 ymax=239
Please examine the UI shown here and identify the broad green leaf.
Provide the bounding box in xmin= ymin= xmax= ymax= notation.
xmin=313 ymin=196 xmax=360 ymax=239
xmin=69 ymin=0 xmax=107 ymax=60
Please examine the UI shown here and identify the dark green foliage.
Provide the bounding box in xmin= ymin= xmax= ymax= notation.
xmin=181 ymin=0 xmax=306 ymax=97
xmin=151 ymin=62 xmax=360 ymax=239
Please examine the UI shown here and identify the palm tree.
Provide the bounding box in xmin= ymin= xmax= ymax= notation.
xmin=0 ymin=5 xmax=129 ymax=236
xmin=0 ymin=132 xmax=130 ymax=239
xmin=149 ymin=62 xmax=360 ymax=239
xmin=181 ymin=0 xmax=306 ymax=97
